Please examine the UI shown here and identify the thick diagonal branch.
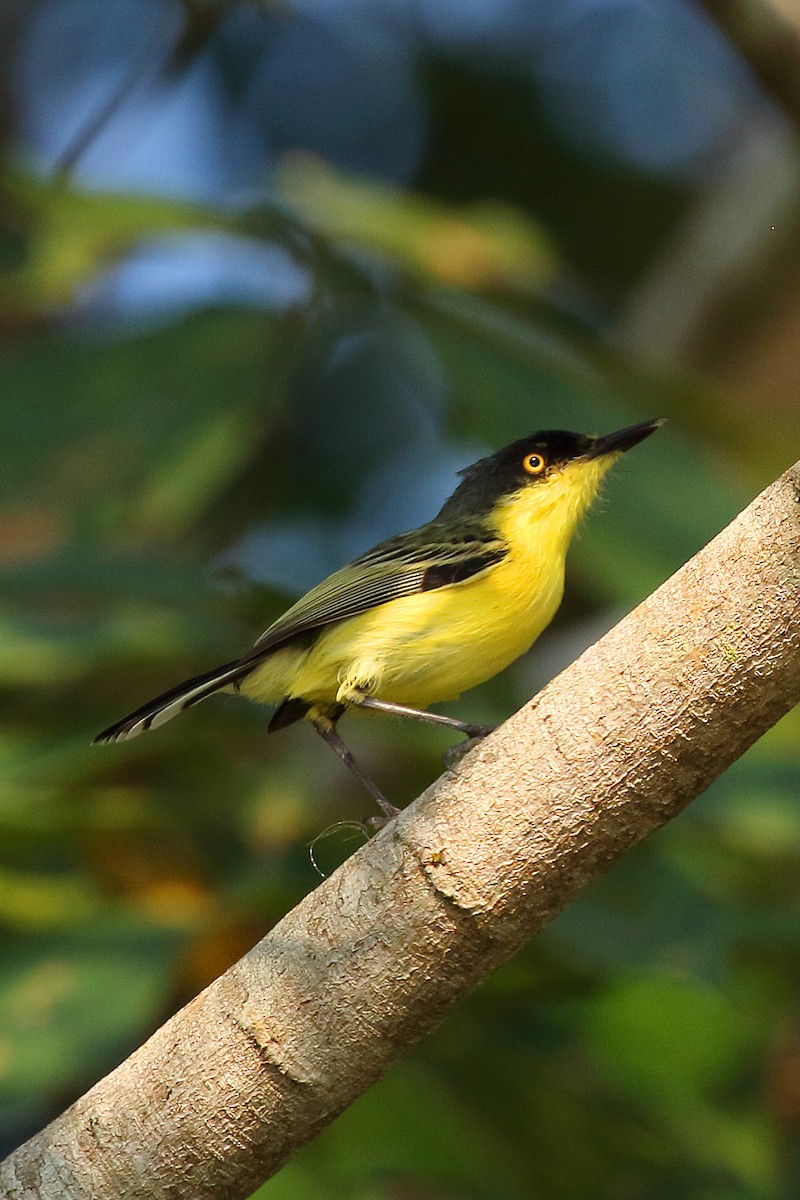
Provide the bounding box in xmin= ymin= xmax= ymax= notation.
xmin=3 ymin=463 xmax=800 ymax=1200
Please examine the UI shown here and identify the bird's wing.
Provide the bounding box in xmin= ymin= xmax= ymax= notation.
xmin=240 ymin=523 xmax=507 ymax=661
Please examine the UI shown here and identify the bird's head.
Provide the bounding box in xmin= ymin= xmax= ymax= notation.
xmin=437 ymin=419 xmax=664 ymax=540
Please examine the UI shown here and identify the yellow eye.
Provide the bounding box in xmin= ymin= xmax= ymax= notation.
xmin=522 ymin=452 xmax=546 ymax=475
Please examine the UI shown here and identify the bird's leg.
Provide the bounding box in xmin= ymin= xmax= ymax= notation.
xmin=350 ymin=694 xmax=495 ymax=738
xmin=348 ymin=694 xmax=496 ymax=767
xmin=310 ymin=712 xmax=399 ymax=824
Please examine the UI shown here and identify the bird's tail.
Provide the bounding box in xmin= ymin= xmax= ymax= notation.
xmin=93 ymin=659 xmax=250 ymax=744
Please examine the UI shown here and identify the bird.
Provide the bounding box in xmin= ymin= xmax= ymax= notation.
xmin=94 ymin=418 xmax=663 ymax=818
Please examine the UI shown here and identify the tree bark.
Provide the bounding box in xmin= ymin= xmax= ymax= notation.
xmin=3 ymin=462 xmax=800 ymax=1200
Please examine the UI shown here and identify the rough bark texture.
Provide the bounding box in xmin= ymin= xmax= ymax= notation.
xmin=3 ymin=463 xmax=800 ymax=1200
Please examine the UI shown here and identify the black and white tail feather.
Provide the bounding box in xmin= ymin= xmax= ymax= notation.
xmin=93 ymin=660 xmax=249 ymax=744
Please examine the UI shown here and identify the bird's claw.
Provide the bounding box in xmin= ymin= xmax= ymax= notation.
xmin=361 ymin=806 xmax=400 ymax=835
xmin=443 ymin=725 xmax=496 ymax=772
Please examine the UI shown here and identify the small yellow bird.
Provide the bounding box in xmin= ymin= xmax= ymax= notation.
xmin=95 ymin=419 xmax=663 ymax=816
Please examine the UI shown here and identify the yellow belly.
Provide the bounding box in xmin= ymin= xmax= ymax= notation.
xmin=241 ymin=455 xmax=607 ymax=714
xmin=241 ymin=551 xmax=565 ymax=711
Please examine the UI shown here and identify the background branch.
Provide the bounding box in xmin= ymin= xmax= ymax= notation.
xmin=700 ymin=0 xmax=800 ymax=131
xmin=3 ymin=461 xmax=799 ymax=1200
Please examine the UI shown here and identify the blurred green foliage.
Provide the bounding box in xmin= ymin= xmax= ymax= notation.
xmin=2 ymin=27 xmax=800 ymax=1200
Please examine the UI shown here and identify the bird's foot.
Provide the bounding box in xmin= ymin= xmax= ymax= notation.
xmin=361 ymin=802 xmax=401 ymax=834
xmin=443 ymin=724 xmax=496 ymax=772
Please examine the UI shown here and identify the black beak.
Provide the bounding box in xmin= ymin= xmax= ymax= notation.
xmin=585 ymin=418 xmax=665 ymax=459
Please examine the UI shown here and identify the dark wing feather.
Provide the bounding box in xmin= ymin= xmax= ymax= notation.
xmin=239 ymin=521 xmax=507 ymax=663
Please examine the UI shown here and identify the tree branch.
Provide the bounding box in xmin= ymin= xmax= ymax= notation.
xmin=700 ymin=0 xmax=800 ymax=133
xmin=3 ymin=462 xmax=800 ymax=1200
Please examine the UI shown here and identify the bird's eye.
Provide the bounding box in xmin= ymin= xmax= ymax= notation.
xmin=522 ymin=452 xmax=546 ymax=475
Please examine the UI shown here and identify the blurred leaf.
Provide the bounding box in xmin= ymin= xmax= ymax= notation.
xmin=0 ymin=923 xmax=180 ymax=1107
xmin=584 ymin=972 xmax=776 ymax=1189
xmin=0 ymin=310 xmax=287 ymax=529
xmin=586 ymin=973 xmax=749 ymax=1102
xmin=0 ymin=869 xmax=101 ymax=931
xmin=280 ymin=154 xmax=556 ymax=292
xmin=4 ymin=171 xmax=227 ymax=309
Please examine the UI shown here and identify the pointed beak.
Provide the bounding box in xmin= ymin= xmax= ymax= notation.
xmin=584 ymin=418 xmax=666 ymax=459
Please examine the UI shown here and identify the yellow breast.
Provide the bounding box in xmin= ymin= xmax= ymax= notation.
xmin=243 ymin=455 xmax=607 ymax=711
xmin=287 ymin=492 xmax=571 ymax=707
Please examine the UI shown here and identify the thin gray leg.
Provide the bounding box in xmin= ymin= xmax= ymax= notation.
xmin=351 ymin=694 xmax=496 ymax=740
xmin=311 ymin=715 xmax=399 ymax=821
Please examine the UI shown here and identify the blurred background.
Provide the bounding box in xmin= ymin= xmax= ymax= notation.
xmin=1 ymin=0 xmax=800 ymax=1195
